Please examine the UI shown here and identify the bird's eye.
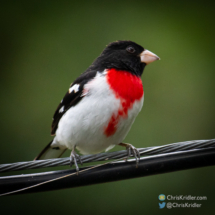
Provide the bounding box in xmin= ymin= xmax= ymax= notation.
xmin=126 ymin=46 xmax=135 ymax=53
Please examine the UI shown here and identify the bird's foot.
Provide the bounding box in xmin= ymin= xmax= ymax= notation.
xmin=119 ymin=143 xmax=140 ymax=168
xmin=70 ymin=147 xmax=83 ymax=175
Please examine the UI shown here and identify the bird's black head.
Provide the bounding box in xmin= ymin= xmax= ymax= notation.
xmin=89 ymin=40 xmax=159 ymax=77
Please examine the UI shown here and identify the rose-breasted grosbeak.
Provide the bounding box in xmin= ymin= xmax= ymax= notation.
xmin=35 ymin=40 xmax=159 ymax=172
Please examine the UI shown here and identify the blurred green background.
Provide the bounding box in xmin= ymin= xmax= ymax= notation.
xmin=1 ymin=0 xmax=215 ymax=214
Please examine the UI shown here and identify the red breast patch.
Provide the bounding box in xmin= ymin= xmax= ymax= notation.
xmin=104 ymin=68 xmax=144 ymax=137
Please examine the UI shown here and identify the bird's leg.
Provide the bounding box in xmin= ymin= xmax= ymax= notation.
xmin=118 ymin=143 xmax=140 ymax=167
xmin=70 ymin=146 xmax=83 ymax=175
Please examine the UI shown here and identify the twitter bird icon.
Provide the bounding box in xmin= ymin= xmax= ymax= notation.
xmin=159 ymin=202 xmax=166 ymax=209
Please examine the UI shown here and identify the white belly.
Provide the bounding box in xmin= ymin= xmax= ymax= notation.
xmin=52 ymin=72 xmax=144 ymax=154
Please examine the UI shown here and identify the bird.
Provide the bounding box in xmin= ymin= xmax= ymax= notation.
xmin=35 ymin=40 xmax=160 ymax=172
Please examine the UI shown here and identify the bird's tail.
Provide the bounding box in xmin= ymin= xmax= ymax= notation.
xmin=34 ymin=140 xmax=67 ymax=160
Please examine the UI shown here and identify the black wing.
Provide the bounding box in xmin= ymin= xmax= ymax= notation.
xmin=51 ymin=70 xmax=97 ymax=135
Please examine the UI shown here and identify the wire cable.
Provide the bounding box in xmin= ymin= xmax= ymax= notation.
xmin=0 ymin=139 xmax=215 ymax=173
xmin=1 ymin=147 xmax=215 ymax=195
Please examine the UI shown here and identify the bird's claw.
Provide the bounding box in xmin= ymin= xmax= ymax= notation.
xmin=126 ymin=144 xmax=140 ymax=168
xmin=70 ymin=149 xmax=83 ymax=175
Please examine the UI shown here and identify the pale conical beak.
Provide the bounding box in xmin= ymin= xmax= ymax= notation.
xmin=140 ymin=49 xmax=160 ymax=65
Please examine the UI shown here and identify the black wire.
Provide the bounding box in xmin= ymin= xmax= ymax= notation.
xmin=1 ymin=148 xmax=215 ymax=195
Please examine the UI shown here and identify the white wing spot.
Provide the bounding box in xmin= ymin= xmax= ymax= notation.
xmin=61 ymin=99 xmax=63 ymax=103
xmin=69 ymin=84 xmax=79 ymax=93
xmin=59 ymin=106 xmax=64 ymax=113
